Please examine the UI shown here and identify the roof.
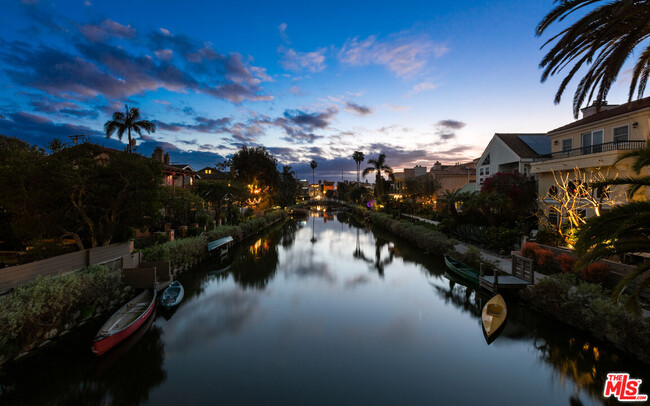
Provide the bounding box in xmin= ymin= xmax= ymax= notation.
xmin=549 ymin=97 xmax=650 ymax=134
xmin=495 ymin=133 xmax=549 ymax=158
xmin=429 ymin=162 xmax=475 ymax=176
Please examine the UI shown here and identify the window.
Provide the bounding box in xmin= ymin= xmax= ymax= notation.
xmin=613 ymin=125 xmax=629 ymax=142
xmin=485 ymin=167 xmax=490 ymax=175
xmin=562 ymin=138 xmax=573 ymax=152
xmin=480 ymin=168 xmax=484 ymax=175
xmin=484 ymin=154 xmax=490 ymax=165
xmin=581 ymin=130 xmax=603 ymax=154
xmin=548 ymin=212 xmax=559 ymax=226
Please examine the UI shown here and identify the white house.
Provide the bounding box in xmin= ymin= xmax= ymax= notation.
xmin=476 ymin=133 xmax=550 ymax=190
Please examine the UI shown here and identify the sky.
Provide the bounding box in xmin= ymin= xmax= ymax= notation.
xmin=0 ymin=0 xmax=638 ymax=181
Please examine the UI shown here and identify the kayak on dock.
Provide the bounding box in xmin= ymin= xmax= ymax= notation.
xmin=443 ymin=254 xmax=479 ymax=284
xmin=161 ymin=281 xmax=184 ymax=308
xmin=92 ymin=288 xmax=156 ymax=356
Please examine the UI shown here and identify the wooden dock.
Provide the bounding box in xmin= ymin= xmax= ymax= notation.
xmin=479 ymin=254 xmax=534 ymax=293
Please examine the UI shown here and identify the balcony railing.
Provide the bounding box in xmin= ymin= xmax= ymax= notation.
xmin=533 ymin=140 xmax=646 ymax=162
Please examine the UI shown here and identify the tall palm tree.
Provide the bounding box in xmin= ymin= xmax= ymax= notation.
xmin=310 ymin=160 xmax=317 ymax=184
xmin=352 ymin=151 xmax=365 ymax=182
xmin=537 ymin=1 xmax=650 ymax=118
xmin=362 ymin=153 xmax=394 ymax=198
xmin=104 ymin=105 xmax=156 ymax=153
xmin=575 ymin=146 xmax=650 ymax=313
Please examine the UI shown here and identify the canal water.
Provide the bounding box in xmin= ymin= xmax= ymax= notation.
xmin=1 ymin=211 xmax=648 ymax=405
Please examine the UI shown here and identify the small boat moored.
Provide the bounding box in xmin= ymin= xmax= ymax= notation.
xmin=482 ymin=294 xmax=507 ymax=339
xmin=92 ymin=288 xmax=156 ymax=356
xmin=161 ymin=280 xmax=184 ymax=308
xmin=443 ymin=254 xmax=479 ymax=284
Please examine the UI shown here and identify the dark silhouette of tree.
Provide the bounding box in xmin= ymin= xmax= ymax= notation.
xmin=104 ymin=105 xmax=156 ymax=152
xmin=537 ymin=1 xmax=650 ymax=117
xmin=310 ymin=160 xmax=317 ymax=184
xmin=362 ymin=153 xmax=394 ymax=198
xmin=352 ymin=151 xmax=365 ymax=182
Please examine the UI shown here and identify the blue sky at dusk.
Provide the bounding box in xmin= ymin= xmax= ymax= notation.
xmin=0 ymin=0 xmax=636 ymax=180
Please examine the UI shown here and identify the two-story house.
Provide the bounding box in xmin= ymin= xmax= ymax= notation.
xmin=531 ymin=98 xmax=650 ymax=220
xmin=476 ymin=133 xmax=550 ymax=191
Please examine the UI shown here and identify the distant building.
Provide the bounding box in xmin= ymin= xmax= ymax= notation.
xmin=476 ymin=133 xmax=550 ymax=190
xmin=429 ymin=160 xmax=477 ymax=194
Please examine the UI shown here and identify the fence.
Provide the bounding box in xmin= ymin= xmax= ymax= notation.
xmin=0 ymin=242 xmax=136 ymax=293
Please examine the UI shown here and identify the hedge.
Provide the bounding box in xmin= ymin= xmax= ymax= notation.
xmin=521 ymin=273 xmax=650 ymax=364
xmin=368 ymin=212 xmax=455 ymax=255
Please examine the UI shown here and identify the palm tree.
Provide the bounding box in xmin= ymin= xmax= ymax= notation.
xmin=575 ymin=146 xmax=650 ymax=312
xmin=362 ymin=153 xmax=394 ymax=198
xmin=104 ymin=105 xmax=156 ymax=153
xmin=537 ymin=1 xmax=650 ymax=118
xmin=310 ymin=160 xmax=317 ymax=184
xmin=352 ymin=151 xmax=365 ymax=182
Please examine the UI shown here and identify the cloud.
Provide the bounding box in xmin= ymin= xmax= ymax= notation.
xmin=434 ymin=119 xmax=466 ymax=141
xmin=80 ymin=19 xmax=136 ymax=42
xmin=159 ymin=27 xmax=172 ymax=37
xmin=283 ymin=107 xmax=337 ymax=131
xmin=153 ymin=116 xmax=231 ymax=133
xmin=154 ymin=49 xmax=173 ymax=61
xmin=289 ymin=85 xmax=304 ymax=96
xmin=278 ymin=46 xmax=327 ymax=73
xmin=338 ymin=33 xmax=448 ymax=78
xmin=409 ymin=81 xmax=437 ymax=95
xmin=384 ymin=103 xmax=411 ymax=112
xmin=278 ymin=22 xmax=290 ymax=44
xmin=344 ymin=101 xmax=372 ymax=116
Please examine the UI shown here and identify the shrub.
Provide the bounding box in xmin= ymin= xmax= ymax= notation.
xmin=521 ymin=242 xmax=540 ymax=258
xmin=555 ymin=253 xmax=577 ymax=274
xmin=0 ymin=265 xmax=121 ymax=357
xmin=368 ymin=212 xmax=454 ymax=255
xmin=581 ymin=262 xmax=610 ymax=284
xmin=483 ymin=226 xmax=520 ymax=253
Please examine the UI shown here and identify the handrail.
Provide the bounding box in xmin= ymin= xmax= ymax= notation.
xmin=533 ymin=140 xmax=646 ymax=162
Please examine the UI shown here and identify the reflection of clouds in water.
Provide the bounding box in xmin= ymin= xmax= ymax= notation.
xmin=383 ymin=316 xmax=416 ymax=343
xmin=282 ymin=249 xmax=337 ymax=283
xmin=345 ymin=274 xmax=370 ymax=289
xmin=163 ymin=288 xmax=260 ymax=353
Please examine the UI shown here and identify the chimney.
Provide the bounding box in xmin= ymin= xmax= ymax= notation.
xmin=153 ymin=147 xmax=164 ymax=162
xmin=164 ymin=152 xmax=170 ymax=165
xmin=581 ymin=100 xmax=619 ymax=118
xmin=433 ymin=161 xmax=442 ymax=171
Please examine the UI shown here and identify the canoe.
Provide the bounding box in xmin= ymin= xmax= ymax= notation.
xmin=482 ymin=294 xmax=507 ymax=338
xmin=161 ymin=280 xmax=184 ymax=308
xmin=443 ymin=255 xmax=479 ymax=284
xmin=208 ymin=236 xmax=234 ymax=255
xmin=92 ymin=288 xmax=156 ymax=356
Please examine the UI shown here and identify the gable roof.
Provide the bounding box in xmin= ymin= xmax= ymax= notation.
xmin=495 ymin=133 xmax=548 ymax=158
xmin=549 ymin=96 xmax=650 ymax=134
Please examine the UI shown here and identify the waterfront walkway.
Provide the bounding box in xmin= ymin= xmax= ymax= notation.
xmin=401 ymin=214 xmax=546 ymax=283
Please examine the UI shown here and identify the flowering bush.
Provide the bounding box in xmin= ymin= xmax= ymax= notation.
xmin=555 ymin=253 xmax=577 ymax=273
xmin=581 ymin=262 xmax=610 ymax=284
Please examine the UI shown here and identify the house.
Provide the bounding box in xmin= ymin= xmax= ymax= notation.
xmin=152 ymin=147 xmax=198 ymax=188
xmin=197 ymin=166 xmax=231 ymax=181
xmin=429 ymin=160 xmax=477 ymax=193
xmin=530 ymin=98 xmax=650 ymax=221
xmin=476 ymin=133 xmax=550 ymax=191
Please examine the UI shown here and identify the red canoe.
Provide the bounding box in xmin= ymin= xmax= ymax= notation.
xmin=92 ymin=288 xmax=156 ymax=356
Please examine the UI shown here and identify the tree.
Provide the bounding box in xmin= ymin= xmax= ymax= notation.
xmin=104 ymin=105 xmax=156 ymax=153
xmin=352 ymin=151 xmax=365 ymax=182
xmin=439 ymin=189 xmax=474 ymax=219
xmin=362 ymin=153 xmax=394 ymax=199
xmin=537 ymin=168 xmax=624 ymax=247
xmin=310 ymin=160 xmax=317 ymax=184
xmin=404 ymin=176 xmax=441 ymax=204
xmin=537 ymin=1 xmax=650 ymax=118
xmin=275 ymin=166 xmax=300 ymax=207
xmin=575 ymin=146 xmax=650 ymax=312
xmin=231 ymin=146 xmax=279 ymax=208
xmin=47 ymin=138 xmax=67 ymax=154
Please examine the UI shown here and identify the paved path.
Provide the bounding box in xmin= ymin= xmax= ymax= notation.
xmin=401 ymin=213 xmax=546 ymax=282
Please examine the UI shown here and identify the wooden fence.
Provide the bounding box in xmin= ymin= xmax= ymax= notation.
xmin=0 ymin=242 xmax=137 ymax=293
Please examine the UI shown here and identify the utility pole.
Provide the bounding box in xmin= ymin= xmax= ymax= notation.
xmin=68 ymin=134 xmax=86 ymax=145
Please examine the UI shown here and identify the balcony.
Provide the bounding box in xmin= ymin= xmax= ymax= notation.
xmin=533 ymin=140 xmax=646 ymax=162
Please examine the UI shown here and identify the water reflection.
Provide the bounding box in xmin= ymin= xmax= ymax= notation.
xmin=2 ymin=211 xmax=649 ymax=405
